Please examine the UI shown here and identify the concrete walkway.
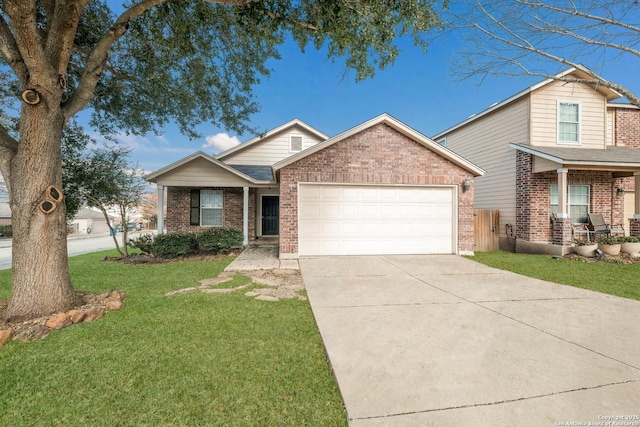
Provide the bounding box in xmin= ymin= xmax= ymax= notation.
xmin=300 ymin=255 xmax=640 ymax=426
xmin=224 ymin=239 xmax=299 ymax=272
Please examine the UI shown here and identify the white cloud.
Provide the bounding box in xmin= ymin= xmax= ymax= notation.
xmin=202 ymin=133 xmax=241 ymax=153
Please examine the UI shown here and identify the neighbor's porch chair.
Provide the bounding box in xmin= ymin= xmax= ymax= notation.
xmin=587 ymin=213 xmax=625 ymax=238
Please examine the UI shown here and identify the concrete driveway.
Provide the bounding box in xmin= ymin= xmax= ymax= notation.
xmin=300 ymin=255 xmax=640 ymax=426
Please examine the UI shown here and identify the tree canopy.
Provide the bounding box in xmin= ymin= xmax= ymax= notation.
xmin=1 ymin=0 xmax=445 ymax=140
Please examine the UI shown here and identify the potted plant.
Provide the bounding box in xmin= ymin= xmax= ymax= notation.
xmin=573 ymin=239 xmax=597 ymax=257
xmin=620 ymin=236 xmax=640 ymax=257
xmin=596 ymin=235 xmax=622 ymax=256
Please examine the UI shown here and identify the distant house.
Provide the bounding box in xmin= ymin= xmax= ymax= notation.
xmin=146 ymin=115 xmax=485 ymax=258
xmin=69 ymin=208 xmax=114 ymax=235
xmin=0 ymin=203 xmax=10 ymax=225
xmin=432 ymin=68 xmax=640 ymax=255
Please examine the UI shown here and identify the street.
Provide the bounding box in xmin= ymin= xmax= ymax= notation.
xmin=0 ymin=232 xmax=150 ymax=270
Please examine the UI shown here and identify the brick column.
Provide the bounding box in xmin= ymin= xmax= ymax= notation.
xmin=553 ymin=217 xmax=573 ymax=246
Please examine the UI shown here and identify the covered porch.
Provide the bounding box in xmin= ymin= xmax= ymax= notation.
xmin=512 ymin=144 xmax=640 ymax=249
xmin=144 ymin=152 xmax=278 ymax=246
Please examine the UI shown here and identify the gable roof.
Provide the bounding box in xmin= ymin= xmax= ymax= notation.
xmin=215 ymin=118 xmax=329 ymax=161
xmin=273 ymin=113 xmax=485 ymax=177
xmin=433 ymin=68 xmax=622 ymax=139
xmin=144 ymin=151 xmax=273 ymax=184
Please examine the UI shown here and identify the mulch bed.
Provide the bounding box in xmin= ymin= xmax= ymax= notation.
xmin=563 ymin=252 xmax=640 ymax=264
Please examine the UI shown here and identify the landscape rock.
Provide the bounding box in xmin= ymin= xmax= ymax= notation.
xmin=105 ymin=298 xmax=123 ymax=311
xmin=83 ymin=307 xmax=105 ymax=323
xmin=68 ymin=309 xmax=86 ymax=324
xmin=45 ymin=313 xmax=72 ymax=330
xmin=0 ymin=329 xmax=12 ymax=347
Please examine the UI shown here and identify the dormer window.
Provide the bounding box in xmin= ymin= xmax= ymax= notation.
xmin=558 ymin=101 xmax=581 ymax=144
xmin=290 ymin=135 xmax=303 ymax=152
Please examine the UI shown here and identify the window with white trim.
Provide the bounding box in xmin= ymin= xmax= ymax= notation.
xmin=289 ymin=135 xmax=303 ymax=152
xmin=437 ymin=137 xmax=447 ymax=147
xmin=190 ymin=189 xmax=223 ymax=226
xmin=558 ymin=101 xmax=580 ymax=144
xmin=550 ymin=184 xmax=589 ymax=223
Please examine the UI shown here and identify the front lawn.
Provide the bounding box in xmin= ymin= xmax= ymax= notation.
xmin=0 ymin=252 xmax=346 ymax=426
xmin=470 ymin=251 xmax=640 ymax=301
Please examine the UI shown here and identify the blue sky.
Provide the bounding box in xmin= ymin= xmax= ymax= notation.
xmin=91 ymin=4 xmax=640 ymax=176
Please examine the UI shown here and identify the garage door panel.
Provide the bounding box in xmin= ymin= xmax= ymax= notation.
xmin=298 ymin=184 xmax=455 ymax=256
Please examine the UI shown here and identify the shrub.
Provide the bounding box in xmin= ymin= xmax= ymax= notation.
xmin=596 ymin=235 xmax=623 ymax=245
xmin=196 ymin=227 xmax=243 ymax=253
xmin=620 ymin=235 xmax=640 ymax=243
xmin=0 ymin=224 xmax=12 ymax=238
xmin=152 ymin=233 xmax=197 ymax=258
xmin=128 ymin=233 xmax=155 ymax=255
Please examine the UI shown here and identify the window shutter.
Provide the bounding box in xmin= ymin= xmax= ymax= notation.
xmin=190 ymin=190 xmax=200 ymax=226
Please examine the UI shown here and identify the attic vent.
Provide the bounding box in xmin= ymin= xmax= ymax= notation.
xmin=290 ymin=135 xmax=303 ymax=152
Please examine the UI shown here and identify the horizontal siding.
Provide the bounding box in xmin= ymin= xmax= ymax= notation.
xmin=224 ymin=125 xmax=324 ymax=165
xmin=531 ymin=80 xmax=607 ymax=149
xmin=606 ymin=108 xmax=614 ymax=146
xmin=156 ymin=157 xmax=251 ymax=187
xmin=444 ymin=98 xmax=529 ymax=237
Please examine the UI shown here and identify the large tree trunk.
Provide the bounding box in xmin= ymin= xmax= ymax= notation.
xmin=5 ymin=101 xmax=80 ymax=321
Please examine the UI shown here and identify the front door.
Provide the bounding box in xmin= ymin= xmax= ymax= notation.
xmin=262 ymin=196 xmax=279 ymax=235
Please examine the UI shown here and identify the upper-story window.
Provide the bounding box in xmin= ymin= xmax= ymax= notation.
xmin=558 ymin=101 xmax=581 ymax=145
xmin=290 ymin=135 xmax=303 ymax=152
xmin=437 ymin=137 xmax=447 ymax=147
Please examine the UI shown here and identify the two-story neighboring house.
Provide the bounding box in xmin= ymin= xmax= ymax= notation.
xmin=146 ymin=114 xmax=484 ymax=258
xmin=433 ymin=68 xmax=640 ymax=255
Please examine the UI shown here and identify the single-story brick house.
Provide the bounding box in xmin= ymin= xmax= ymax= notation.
xmin=146 ymin=114 xmax=485 ymax=258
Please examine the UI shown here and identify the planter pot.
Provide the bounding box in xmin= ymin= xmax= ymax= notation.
xmin=574 ymin=244 xmax=597 ymax=257
xmin=598 ymin=243 xmax=621 ymax=256
xmin=621 ymin=242 xmax=640 ymax=257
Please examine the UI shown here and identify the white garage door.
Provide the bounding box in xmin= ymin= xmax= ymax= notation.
xmin=298 ymin=184 xmax=455 ymax=256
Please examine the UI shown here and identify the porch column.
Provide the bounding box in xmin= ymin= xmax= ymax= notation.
xmin=556 ymin=168 xmax=569 ymax=218
xmin=554 ymin=168 xmax=572 ymax=245
xmin=630 ymin=173 xmax=640 ymax=237
xmin=156 ymin=185 xmax=164 ymax=234
xmin=635 ymin=172 xmax=640 ymax=218
xmin=243 ymin=186 xmax=249 ymax=246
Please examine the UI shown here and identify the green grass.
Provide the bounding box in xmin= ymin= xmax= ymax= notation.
xmin=470 ymin=251 xmax=640 ymax=301
xmin=0 ymin=251 xmax=346 ymax=426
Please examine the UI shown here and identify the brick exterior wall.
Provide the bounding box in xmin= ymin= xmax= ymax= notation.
xmin=278 ymin=123 xmax=476 ymax=255
xmin=615 ymin=108 xmax=640 ymax=148
xmin=516 ymin=151 xmax=620 ymax=243
xmin=166 ymin=187 xmax=256 ymax=239
xmin=614 ymin=108 xmax=640 ymax=230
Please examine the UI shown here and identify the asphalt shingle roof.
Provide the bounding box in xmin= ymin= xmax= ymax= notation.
xmin=511 ymin=144 xmax=640 ymax=166
xmin=228 ymin=165 xmax=274 ymax=181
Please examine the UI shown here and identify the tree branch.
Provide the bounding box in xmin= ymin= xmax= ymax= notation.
xmin=0 ymin=125 xmax=18 ymax=191
xmin=45 ymin=0 xmax=92 ymax=76
xmin=0 ymin=9 xmax=29 ymax=84
xmin=536 ymin=22 xmax=640 ymax=58
xmin=0 ymin=124 xmax=19 ymax=154
xmin=4 ymin=0 xmax=55 ymax=82
xmin=515 ymin=0 xmax=640 ymax=34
